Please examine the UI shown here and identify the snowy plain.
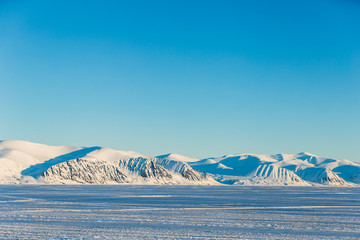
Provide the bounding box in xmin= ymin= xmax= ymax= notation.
xmin=0 ymin=185 xmax=359 ymax=239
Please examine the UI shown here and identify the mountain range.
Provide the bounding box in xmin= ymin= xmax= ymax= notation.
xmin=1 ymin=140 xmax=359 ymax=186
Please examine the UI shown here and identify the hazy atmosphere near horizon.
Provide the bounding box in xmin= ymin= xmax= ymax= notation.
xmin=1 ymin=0 xmax=359 ymax=161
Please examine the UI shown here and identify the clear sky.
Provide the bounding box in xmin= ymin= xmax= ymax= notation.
xmin=1 ymin=0 xmax=359 ymax=161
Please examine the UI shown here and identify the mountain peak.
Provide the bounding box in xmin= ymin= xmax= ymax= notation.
xmin=298 ymin=152 xmax=317 ymax=156
xmin=156 ymin=153 xmax=199 ymax=163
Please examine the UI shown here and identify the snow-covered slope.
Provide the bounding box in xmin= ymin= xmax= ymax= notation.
xmin=156 ymin=153 xmax=199 ymax=163
xmin=190 ymin=152 xmax=359 ymax=186
xmin=295 ymin=167 xmax=350 ymax=186
xmin=0 ymin=140 xmax=81 ymax=183
xmin=274 ymin=152 xmax=360 ymax=185
xmin=0 ymin=140 xmax=216 ymax=185
xmin=249 ymin=164 xmax=309 ymax=186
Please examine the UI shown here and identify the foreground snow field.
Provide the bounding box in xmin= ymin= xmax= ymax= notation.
xmin=0 ymin=185 xmax=359 ymax=239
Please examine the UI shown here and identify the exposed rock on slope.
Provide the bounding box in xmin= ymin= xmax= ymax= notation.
xmin=40 ymin=157 xmax=216 ymax=185
xmin=41 ymin=158 xmax=128 ymax=184
xmin=295 ymin=167 xmax=350 ymax=186
xmin=251 ymin=164 xmax=309 ymax=185
xmin=213 ymin=164 xmax=310 ymax=186
xmin=154 ymin=157 xmax=209 ymax=181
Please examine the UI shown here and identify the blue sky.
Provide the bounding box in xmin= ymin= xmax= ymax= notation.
xmin=1 ymin=0 xmax=359 ymax=161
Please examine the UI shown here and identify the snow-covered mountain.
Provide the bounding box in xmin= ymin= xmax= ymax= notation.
xmin=0 ymin=140 xmax=216 ymax=185
xmin=0 ymin=140 xmax=359 ymax=186
xmin=189 ymin=152 xmax=360 ymax=186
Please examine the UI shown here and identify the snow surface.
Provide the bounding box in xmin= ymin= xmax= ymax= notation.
xmin=0 ymin=185 xmax=359 ymax=239
xmin=156 ymin=153 xmax=200 ymax=163
xmin=0 ymin=140 xmax=81 ymax=182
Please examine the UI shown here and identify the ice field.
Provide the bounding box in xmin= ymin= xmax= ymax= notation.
xmin=0 ymin=185 xmax=359 ymax=239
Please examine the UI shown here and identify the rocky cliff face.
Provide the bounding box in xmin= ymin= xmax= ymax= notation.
xmin=154 ymin=158 xmax=209 ymax=181
xmin=40 ymin=159 xmax=128 ymax=184
xmin=295 ymin=167 xmax=350 ymax=186
xmin=39 ymin=157 xmax=217 ymax=185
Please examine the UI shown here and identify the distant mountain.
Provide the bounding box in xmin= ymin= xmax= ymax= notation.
xmin=0 ymin=140 xmax=216 ymax=185
xmin=0 ymin=140 xmax=359 ymax=186
xmin=189 ymin=152 xmax=360 ymax=186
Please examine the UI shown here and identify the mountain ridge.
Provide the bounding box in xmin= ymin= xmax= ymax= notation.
xmin=0 ymin=140 xmax=359 ymax=186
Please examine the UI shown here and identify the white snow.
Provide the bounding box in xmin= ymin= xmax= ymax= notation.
xmin=156 ymin=153 xmax=200 ymax=163
xmin=0 ymin=185 xmax=359 ymax=239
xmin=0 ymin=140 xmax=81 ymax=183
